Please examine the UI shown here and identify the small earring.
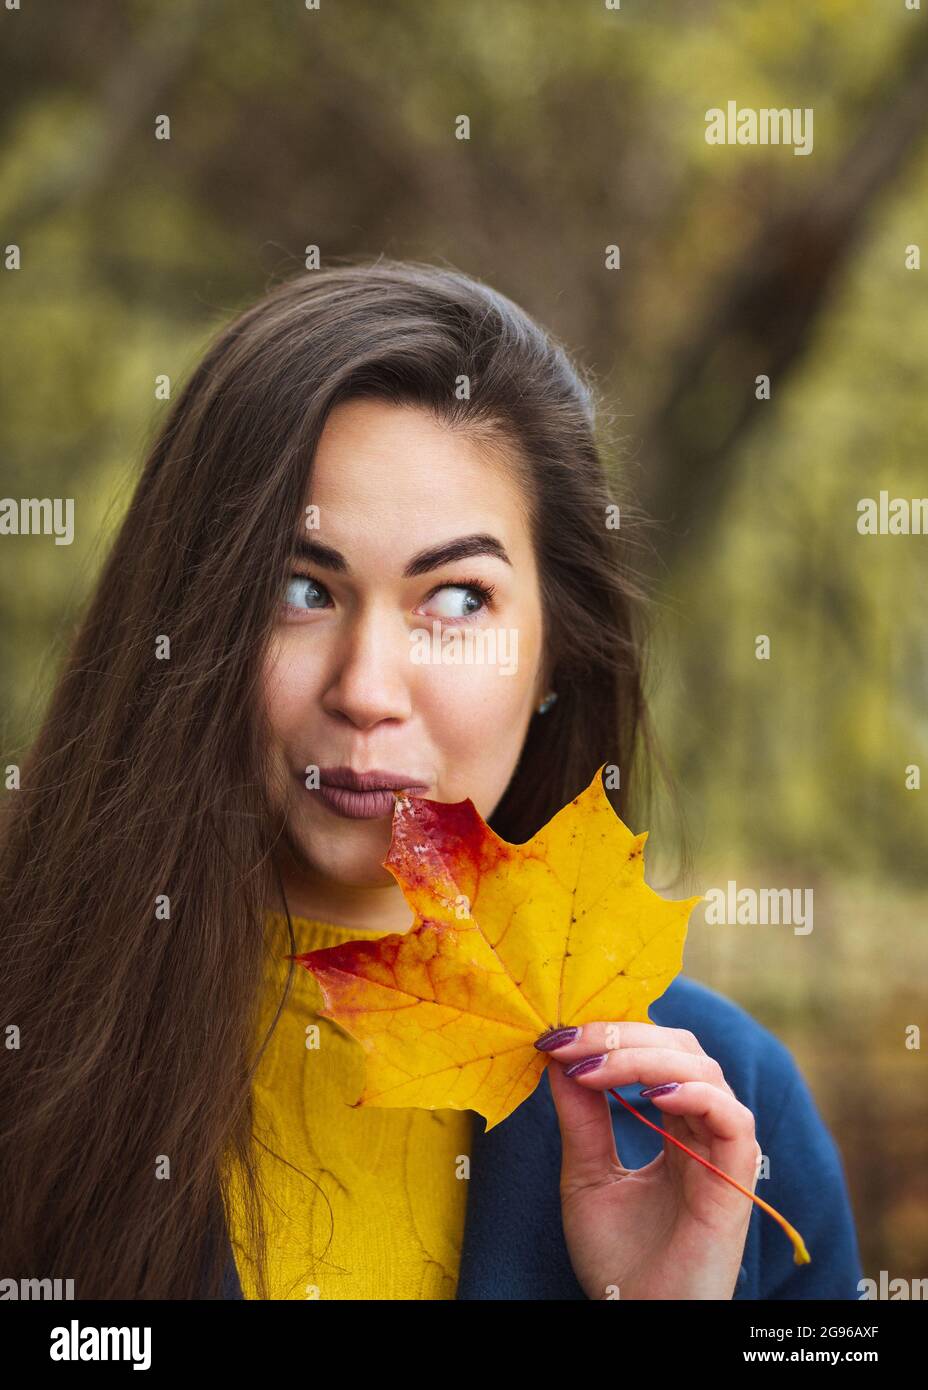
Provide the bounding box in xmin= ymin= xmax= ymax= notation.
xmin=536 ymin=690 xmax=558 ymax=714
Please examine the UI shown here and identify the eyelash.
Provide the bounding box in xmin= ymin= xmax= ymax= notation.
xmin=428 ymin=575 xmax=497 ymax=621
xmin=283 ymin=572 xmax=498 ymax=623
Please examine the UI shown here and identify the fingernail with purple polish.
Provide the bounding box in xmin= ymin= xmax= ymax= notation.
xmin=564 ymin=1053 xmax=607 ymax=1077
xmin=534 ymin=1026 xmax=581 ymax=1051
xmin=640 ymin=1082 xmax=681 ymax=1098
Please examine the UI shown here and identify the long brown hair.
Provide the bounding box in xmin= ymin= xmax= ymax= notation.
xmin=0 ymin=256 xmax=683 ymax=1298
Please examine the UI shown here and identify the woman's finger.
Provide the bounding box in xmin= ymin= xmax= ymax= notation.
xmin=546 ymin=1048 xmax=625 ymax=1187
xmin=551 ymin=1044 xmax=734 ymax=1097
xmin=537 ymin=1022 xmax=740 ymax=1099
xmin=536 ymin=1021 xmax=706 ymax=1059
xmin=645 ymin=1080 xmax=761 ymax=1190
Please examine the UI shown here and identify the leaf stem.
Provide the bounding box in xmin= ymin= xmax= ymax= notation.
xmin=609 ymin=1088 xmax=811 ymax=1266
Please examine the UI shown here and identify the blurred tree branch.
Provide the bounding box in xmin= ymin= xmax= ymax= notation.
xmin=638 ymin=24 xmax=928 ymax=564
xmin=2 ymin=0 xmax=225 ymax=234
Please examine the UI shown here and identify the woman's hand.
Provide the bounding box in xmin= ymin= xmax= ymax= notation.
xmin=539 ymin=1021 xmax=761 ymax=1300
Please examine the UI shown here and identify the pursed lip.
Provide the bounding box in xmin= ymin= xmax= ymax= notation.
xmin=315 ymin=766 xmax=429 ymax=793
xmin=309 ymin=766 xmax=430 ymax=822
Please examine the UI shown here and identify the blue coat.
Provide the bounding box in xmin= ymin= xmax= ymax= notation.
xmin=218 ymin=974 xmax=863 ymax=1300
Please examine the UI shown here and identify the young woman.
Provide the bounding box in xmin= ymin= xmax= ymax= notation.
xmin=0 ymin=259 xmax=862 ymax=1300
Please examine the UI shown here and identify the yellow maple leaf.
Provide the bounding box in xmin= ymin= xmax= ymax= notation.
xmin=294 ymin=762 xmax=701 ymax=1132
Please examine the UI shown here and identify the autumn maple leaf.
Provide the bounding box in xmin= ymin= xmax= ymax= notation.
xmin=293 ymin=762 xmax=701 ymax=1132
xmin=293 ymin=763 xmax=812 ymax=1266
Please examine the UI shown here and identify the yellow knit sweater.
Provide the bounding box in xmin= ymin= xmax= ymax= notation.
xmin=225 ymin=912 xmax=472 ymax=1300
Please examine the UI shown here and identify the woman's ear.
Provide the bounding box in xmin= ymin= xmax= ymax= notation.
xmin=533 ymin=659 xmax=556 ymax=710
xmin=532 ymin=658 xmax=550 ymax=707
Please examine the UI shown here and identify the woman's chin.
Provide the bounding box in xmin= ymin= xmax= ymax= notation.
xmin=293 ymin=849 xmax=399 ymax=891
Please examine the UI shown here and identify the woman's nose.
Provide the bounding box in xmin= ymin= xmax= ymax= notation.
xmin=320 ymin=606 xmax=415 ymax=728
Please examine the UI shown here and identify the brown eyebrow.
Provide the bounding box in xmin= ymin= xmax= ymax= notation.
xmin=290 ymin=532 xmax=512 ymax=578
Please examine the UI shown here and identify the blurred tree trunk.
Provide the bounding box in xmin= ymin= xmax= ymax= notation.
xmin=639 ymin=26 xmax=928 ymax=564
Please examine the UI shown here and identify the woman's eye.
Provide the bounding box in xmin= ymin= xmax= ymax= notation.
xmin=281 ymin=575 xmax=496 ymax=621
xmin=423 ymin=583 xmax=495 ymax=622
xmin=284 ymin=575 xmax=330 ymax=611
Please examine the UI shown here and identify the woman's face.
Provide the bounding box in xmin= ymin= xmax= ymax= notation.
xmin=263 ymin=397 xmax=547 ymax=924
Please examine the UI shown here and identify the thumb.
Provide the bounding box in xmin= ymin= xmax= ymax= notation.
xmin=546 ymin=1057 xmax=622 ymax=1187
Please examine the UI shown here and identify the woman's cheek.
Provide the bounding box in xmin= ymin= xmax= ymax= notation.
xmin=422 ymin=662 xmax=534 ymax=781
xmin=264 ymin=641 xmax=320 ymax=731
xmin=423 ymin=656 xmax=523 ymax=721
